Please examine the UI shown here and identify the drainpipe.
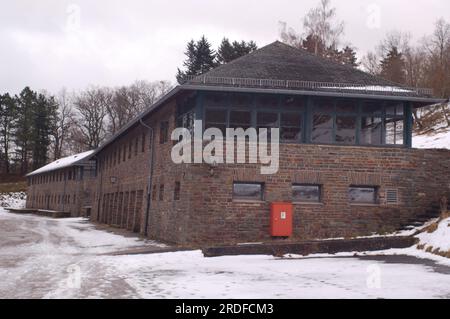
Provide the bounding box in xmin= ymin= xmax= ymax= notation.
xmin=139 ymin=119 xmax=155 ymax=236
xmin=62 ymin=171 xmax=67 ymax=212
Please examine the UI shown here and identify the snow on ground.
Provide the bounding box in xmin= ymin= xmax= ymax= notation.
xmin=416 ymin=217 xmax=450 ymax=254
xmin=0 ymin=192 xmax=26 ymax=208
xmin=413 ymin=129 xmax=450 ymax=149
xmin=1 ymin=207 xmax=450 ymax=299
xmin=0 ymin=206 xmax=164 ymax=298
xmin=103 ymin=250 xmax=450 ymax=299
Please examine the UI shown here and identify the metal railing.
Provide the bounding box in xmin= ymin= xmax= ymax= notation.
xmin=182 ymin=75 xmax=434 ymax=97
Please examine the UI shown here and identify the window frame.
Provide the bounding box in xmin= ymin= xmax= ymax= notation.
xmin=348 ymin=185 xmax=379 ymax=205
xmin=232 ymin=182 xmax=264 ymax=202
xmin=292 ymin=184 xmax=322 ymax=203
xmin=159 ymin=121 xmax=169 ymax=145
xmin=200 ymin=92 xmax=409 ymax=148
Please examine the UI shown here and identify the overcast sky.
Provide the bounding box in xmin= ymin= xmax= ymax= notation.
xmin=1 ymin=0 xmax=449 ymax=94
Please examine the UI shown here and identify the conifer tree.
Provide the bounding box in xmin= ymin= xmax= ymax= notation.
xmin=15 ymin=87 xmax=36 ymax=174
xmin=217 ymin=38 xmax=235 ymax=64
xmin=217 ymin=38 xmax=257 ymax=64
xmin=0 ymin=93 xmax=16 ymax=173
xmin=380 ymin=46 xmax=406 ymax=84
xmin=176 ymin=36 xmax=217 ymax=83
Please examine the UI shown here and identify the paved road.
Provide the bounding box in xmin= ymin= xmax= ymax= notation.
xmin=0 ymin=209 xmax=151 ymax=298
xmin=1 ymin=209 xmax=449 ymax=299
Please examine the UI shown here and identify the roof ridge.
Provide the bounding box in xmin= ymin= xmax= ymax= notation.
xmin=196 ymin=41 xmax=282 ymax=79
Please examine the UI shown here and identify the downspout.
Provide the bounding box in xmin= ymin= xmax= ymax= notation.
xmin=139 ymin=119 xmax=155 ymax=237
xmin=97 ymin=157 xmax=104 ymax=222
xmin=62 ymin=170 xmax=67 ymax=212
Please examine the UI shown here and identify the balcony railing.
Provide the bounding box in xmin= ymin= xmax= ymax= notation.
xmin=182 ymin=75 xmax=434 ymax=98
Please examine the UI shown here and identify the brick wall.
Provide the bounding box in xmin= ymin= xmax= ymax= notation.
xmin=92 ymin=100 xmax=192 ymax=244
xmin=89 ymin=97 xmax=450 ymax=246
xmin=26 ymin=165 xmax=95 ymax=217
xmin=182 ymin=145 xmax=450 ymax=245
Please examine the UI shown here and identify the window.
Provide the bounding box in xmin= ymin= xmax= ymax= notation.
xmin=336 ymin=116 xmax=357 ymax=144
xmin=229 ymin=110 xmax=251 ymax=130
xmin=177 ymin=92 xmax=196 ymax=134
xmin=123 ymin=145 xmax=126 ymax=161
xmin=152 ymin=185 xmax=157 ymax=201
xmin=257 ymin=112 xmax=278 ymax=140
xmin=233 ymin=183 xmax=264 ymax=201
xmin=142 ymin=133 xmax=146 ymax=152
xmin=174 ymin=182 xmax=181 ymax=201
xmin=336 ymin=100 xmax=358 ymax=113
xmin=361 ymin=117 xmax=382 ymax=145
xmin=230 ymin=94 xmax=252 ymax=108
xmin=292 ymin=184 xmax=321 ymax=203
xmin=281 ymin=96 xmax=305 ymax=111
xmin=255 ymin=95 xmax=278 ymax=109
xmin=205 ymin=109 xmax=227 ymax=135
xmin=128 ymin=142 xmax=132 ymax=159
xmin=204 ymin=93 xmax=228 ymax=107
xmin=159 ymin=184 xmax=164 ymax=201
xmin=349 ymin=186 xmax=378 ymax=204
xmin=312 ymin=114 xmax=333 ymax=143
xmin=385 ymin=117 xmax=404 ymax=145
xmin=281 ymin=113 xmax=302 ymax=142
xmin=314 ymin=98 xmax=334 ymax=113
xmin=135 ymin=137 xmax=139 ymax=155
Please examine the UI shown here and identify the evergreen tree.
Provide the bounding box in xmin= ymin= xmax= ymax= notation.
xmin=341 ymin=46 xmax=359 ymax=68
xmin=380 ymin=46 xmax=406 ymax=84
xmin=217 ymin=38 xmax=258 ymax=64
xmin=31 ymin=94 xmax=57 ymax=170
xmin=217 ymin=38 xmax=235 ymax=64
xmin=176 ymin=40 xmax=197 ymax=83
xmin=195 ymin=36 xmax=217 ymax=73
xmin=176 ymin=36 xmax=217 ymax=83
xmin=15 ymin=87 xmax=36 ymax=174
xmin=0 ymin=93 xmax=16 ymax=174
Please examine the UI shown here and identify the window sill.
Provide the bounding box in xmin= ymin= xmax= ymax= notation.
xmin=232 ymin=199 xmax=265 ymax=204
xmin=350 ymin=203 xmax=380 ymax=207
xmin=293 ymin=202 xmax=324 ymax=206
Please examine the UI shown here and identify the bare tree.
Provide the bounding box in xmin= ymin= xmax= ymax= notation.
xmin=106 ymin=80 xmax=173 ymax=135
xmin=303 ymin=0 xmax=344 ymax=54
xmin=423 ymin=18 xmax=450 ymax=98
xmin=50 ymin=88 xmax=75 ymax=160
xmin=361 ymin=52 xmax=381 ymax=75
xmin=73 ymin=87 xmax=110 ymax=149
xmin=279 ymin=0 xmax=346 ymax=59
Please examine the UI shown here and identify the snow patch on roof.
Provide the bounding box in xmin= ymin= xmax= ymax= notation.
xmin=27 ymin=150 xmax=95 ymax=176
xmin=323 ymin=85 xmax=414 ymax=93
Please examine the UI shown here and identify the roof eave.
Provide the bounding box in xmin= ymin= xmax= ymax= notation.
xmin=92 ymin=85 xmax=182 ymax=157
xmin=89 ymin=83 xmax=446 ymax=159
xmin=180 ymin=84 xmax=446 ymax=104
xmin=26 ymin=152 xmax=96 ymax=177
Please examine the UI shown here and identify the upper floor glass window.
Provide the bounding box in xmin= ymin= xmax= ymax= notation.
xmin=312 ymin=114 xmax=333 ymax=144
xmin=201 ymin=93 xmax=409 ymax=147
xmin=336 ymin=116 xmax=357 ymax=144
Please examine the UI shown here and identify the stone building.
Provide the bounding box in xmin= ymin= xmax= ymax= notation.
xmin=27 ymin=41 xmax=450 ymax=245
xmin=26 ymin=150 xmax=96 ymax=217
